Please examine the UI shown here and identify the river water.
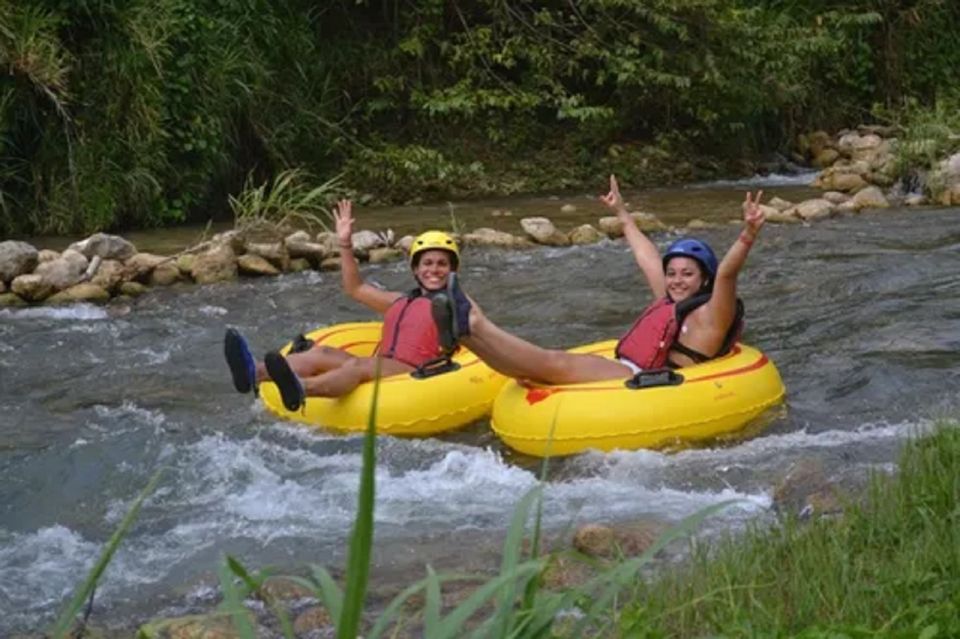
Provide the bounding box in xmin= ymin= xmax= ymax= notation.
xmin=2 ymin=176 xmax=959 ymax=633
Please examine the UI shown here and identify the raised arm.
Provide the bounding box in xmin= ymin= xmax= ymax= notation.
xmin=704 ymin=190 xmax=766 ymax=327
xmin=599 ymin=175 xmax=666 ymax=298
xmin=334 ymin=199 xmax=402 ymax=314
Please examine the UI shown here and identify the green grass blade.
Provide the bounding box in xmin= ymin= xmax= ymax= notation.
xmin=424 ymin=565 xmax=442 ymax=635
xmin=217 ymin=558 xmax=257 ymax=639
xmin=367 ymin=572 xmax=477 ymax=639
xmin=490 ymin=486 xmax=543 ymax=636
xmin=571 ymin=499 xmax=742 ymax=637
xmin=432 ymin=561 xmax=544 ymax=639
xmin=225 ymin=559 xmax=296 ymax=639
xmin=306 ymin=563 xmax=344 ymax=623
xmin=49 ymin=469 xmax=164 ymax=639
xmin=336 ymin=355 xmax=382 ymax=638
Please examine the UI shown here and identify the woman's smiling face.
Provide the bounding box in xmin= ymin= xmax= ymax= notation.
xmin=413 ymin=249 xmax=454 ymax=291
xmin=664 ymin=256 xmax=705 ymax=301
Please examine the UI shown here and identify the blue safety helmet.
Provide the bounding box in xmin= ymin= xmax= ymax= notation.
xmin=662 ymin=238 xmax=718 ymax=286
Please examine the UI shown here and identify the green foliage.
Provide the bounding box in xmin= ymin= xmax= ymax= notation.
xmin=345 ymin=144 xmax=486 ymax=203
xmin=884 ymin=94 xmax=960 ymax=189
xmin=228 ymin=168 xmax=337 ymax=236
xmin=3 ymin=0 xmax=960 ymax=233
xmin=619 ymin=423 xmax=960 ymax=637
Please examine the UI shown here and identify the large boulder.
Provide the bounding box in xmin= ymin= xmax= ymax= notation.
xmin=124 ymin=252 xmax=168 ymax=283
xmin=237 ymin=253 xmax=281 ymax=276
xmin=789 ymin=199 xmax=835 ymax=221
xmin=45 ymin=283 xmax=111 ymax=305
xmin=90 ymin=259 xmax=126 ymax=293
xmin=351 ymin=229 xmax=383 ymax=252
xmin=837 ymin=132 xmax=883 ymax=162
xmin=0 ymin=241 xmax=39 ymax=282
xmin=598 ymin=212 xmax=667 ymax=237
xmin=68 ymin=233 xmax=137 ymax=261
xmin=368 ymin=247 xmax=402 ymax=263
xmin=568 ymin=224 xmax=604 ymax=245
xmin=33 ymin=249 xmax=88 ymax=290
xmin=520 ymin=217 xmax=570 ymax=246
xmin=285 ymin=231 xmax=329 ymax=264
xmin=850 ymin=186 xmax=890 ymax=210
xmin=190 ymin=244 xmax=237 ymax=284
xmin=812 ymin=164 xmax=868 ymax=192
xmin=10 ymin=274 xmax=55 ymax=302
xmin=461 ymin=228 xmax=529 ymax=248
xmin=931 ymin=152 xmax=960 ymax=205
xmin=246 ymin=241 xmax=289 ymax=271
xmin=148 ymin=261 xmax=183 ymax=286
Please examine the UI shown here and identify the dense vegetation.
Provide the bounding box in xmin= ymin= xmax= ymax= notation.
xmin=2 ymin=0 xmax=959 ymax=235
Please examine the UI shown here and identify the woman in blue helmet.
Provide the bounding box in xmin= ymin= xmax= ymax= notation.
xmin=433 ymin=175 xmax=766 ymax=384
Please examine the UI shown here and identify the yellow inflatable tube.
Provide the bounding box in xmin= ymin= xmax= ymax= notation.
xmin=491 ymin=341 xmax=785 ymax=457
xmin=260 ymin=322 xmax=507 ymax=436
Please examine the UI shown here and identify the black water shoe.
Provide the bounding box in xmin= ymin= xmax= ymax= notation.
xmin=224 ymin=328 xmax=256 ymax=394
xmin=446 ymin=272 xmax=472 ymax=338
xmin=264 ymin=351 xmax=305 ymax=412
xmin=431 ymin=294 xmax=457 ymax=353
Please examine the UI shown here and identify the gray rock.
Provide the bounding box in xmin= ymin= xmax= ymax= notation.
xmin=45 ymin=283 xmax=111 ymax=305
xmin=33 ymin=250 xmax=88 ymax=290
xmin=237 ymin=253 xmax=281 ymax=276
xmin=149 ymin=262 xmax=182 ymax=286
xmin=119 ymin=281 xmax=149 ymax=297
xmin=190 ymin=245 xmax=237 ymax=284
xmin=568 ymin=224 xmax=604 ymax=245
xmin=68 ymin=232 xmax=137 ymax=260
xmin=124 ymin=252 xmax=168 ymax=282
xmin=462 ymin=228 xmax=529 ymax=248
xmin=246 ymin=241 xmax=289 ymax=270
xmin=11 ymin=274 xmax=55 ymax=302
xmin=791 ymin=198 xmax=835 ymax=221
xmin=767 ymin=196 xmax=794 ymax=211
xmin=520 ymin=216 xmax=569 ymax=246
xmin=37 ymin=249 xmax=59 ymax=263
xmin=368 ymin=247 xmax=402 ymax=263
xmin=850 ymin=185 xmax=890 ymax=210
xmin=351 ymin=229 xmax=383 ymax=252
xmin=90 ymin=259 xmax=126 ymax=293
xmin=0 ymin=241 xmax=39 ymax=282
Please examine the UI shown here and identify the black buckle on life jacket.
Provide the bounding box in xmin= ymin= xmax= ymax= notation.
xmin=411 ymin=356 xmax=461 ymax=379
xmin=288 ymin=333 xmax=315 ymax=354
xmin=624 ymin=368 xmax=684 ymax=390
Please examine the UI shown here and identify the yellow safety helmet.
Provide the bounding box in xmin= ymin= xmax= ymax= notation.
xmin=409 ymin=231 xmax=460 ymax=270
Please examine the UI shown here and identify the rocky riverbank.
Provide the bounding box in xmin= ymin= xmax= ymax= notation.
xmin=2 ymin=127 xmax=959 ymax=309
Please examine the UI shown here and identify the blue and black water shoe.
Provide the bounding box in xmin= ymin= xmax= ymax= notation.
xmin=224 ymin=328 xmax=257 ymax=394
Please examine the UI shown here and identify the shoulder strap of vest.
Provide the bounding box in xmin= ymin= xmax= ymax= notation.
xmin=670 ymin=294 xmax=745 ymax=362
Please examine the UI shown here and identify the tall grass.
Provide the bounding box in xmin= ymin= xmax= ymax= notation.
xmin=228 ymin=168 xmax=338 ymax=237
xmin=621 ymin=423 xmax=960 ymax=637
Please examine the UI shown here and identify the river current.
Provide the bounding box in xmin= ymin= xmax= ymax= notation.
xmin=2 ymin=177 xmax=959 ymax=632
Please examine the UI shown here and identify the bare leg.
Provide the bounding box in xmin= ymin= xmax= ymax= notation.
xmin=300 ymin=356 xmax=414 ymax=398
xmin=462 ymin=303 xmax=631 ymax=384
xmin=256 ymin=345 xmax=352 ymax=383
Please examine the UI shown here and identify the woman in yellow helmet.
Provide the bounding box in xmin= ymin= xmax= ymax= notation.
xmin=224 ymin=199 xmax=461 ymax=411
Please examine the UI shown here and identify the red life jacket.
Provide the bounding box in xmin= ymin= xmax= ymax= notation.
xmin=615 ymin=293 xmax=744 ymax=369
xmin=378 ymin=290 xmax=445 ymax=368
